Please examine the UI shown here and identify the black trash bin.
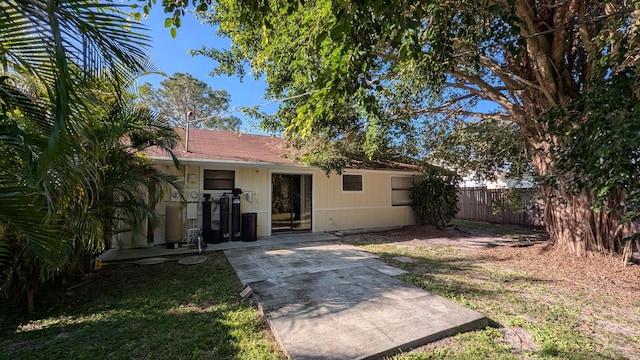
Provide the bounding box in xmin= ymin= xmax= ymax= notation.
xmin=210 ymin=229 xmax=221 ymax=244
xmin=241 ymin=212 xmax=257 ymax=242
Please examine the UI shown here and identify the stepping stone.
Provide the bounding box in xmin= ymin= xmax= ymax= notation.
xmin=135 ymin=257 xmax=170 ymax=265
xmin=392 ymin=256 xmax=415 ymax=263
xmin=371 ymin=264 xmax=408 ymax=276
xmin=178 ymin=255 xmax=207 ymax=265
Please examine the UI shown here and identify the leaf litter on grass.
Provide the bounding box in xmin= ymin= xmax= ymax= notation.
xmin=340 ymin=224 xmax=640 ymax=359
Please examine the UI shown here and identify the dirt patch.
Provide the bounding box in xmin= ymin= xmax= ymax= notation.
xmin=341 ymin=225 xmax=639 ymax=300
xmin=340 ymin=224 xmax=547 ymax=252
xmin=343 ymin=224 xmax=640 ymax=304
xmin=480 ymin=242 xmax=640 ymax=305
xmin=503 ymin=326 xmax=537 ymax=354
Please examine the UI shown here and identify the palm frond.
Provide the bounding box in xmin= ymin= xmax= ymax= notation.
xmin=0 ymin=76 xmax=52 ymax=133
xmin=1 ymin=0 xmax=152 ymax=146
xmin=0 ymin=182 xmax=59 ymax=262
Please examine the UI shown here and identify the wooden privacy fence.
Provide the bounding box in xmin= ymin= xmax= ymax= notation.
xmin=456 ymin=187 xmax=544 ymax=228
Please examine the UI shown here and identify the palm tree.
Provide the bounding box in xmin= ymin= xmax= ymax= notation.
xmin=0 ymin=1 xmax=175 ymax=311
xmin=72 ymin=101 xmax=181 ymax=253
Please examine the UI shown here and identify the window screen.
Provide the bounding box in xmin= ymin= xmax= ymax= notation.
xmin=391 ymin=176 xmax=413 ymax=206
xmin=343 ymin=174 xmax=363 ymax=191
xmin=203 ymin=170 xmax=235 ymax=190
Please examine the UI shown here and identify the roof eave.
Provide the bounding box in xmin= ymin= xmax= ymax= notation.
xmin=147 ymin=155 xmax=307 ymax=168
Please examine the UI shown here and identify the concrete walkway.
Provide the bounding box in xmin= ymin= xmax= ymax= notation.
xmin=224 ymin=241 xmax=487 ymax=359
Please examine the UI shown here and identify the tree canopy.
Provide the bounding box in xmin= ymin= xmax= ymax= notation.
xmin=149 ymin=0 xmax=640 ymax=258
xmin=138 ymin=72 xmax=240 ymax=130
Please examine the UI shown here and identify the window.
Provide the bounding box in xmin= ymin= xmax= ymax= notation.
xmin=391 ymin=176 xmax=413 ymax=206
xmin=203 ymin=170 xmax=235 ymax=190
xmin=343 ymin=174 xmax=363 ymax=191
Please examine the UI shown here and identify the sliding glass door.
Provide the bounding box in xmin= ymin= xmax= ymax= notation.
xmin=271 ymin=174 xmax=312 ymax=232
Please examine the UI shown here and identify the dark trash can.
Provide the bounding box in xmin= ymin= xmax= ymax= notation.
xmin=241 ymin=212 xmax=257 ymax=242
xmin=210 ymin=229 xmax=221 ymax=244
xmin=202 ymin=195 xmax=212 ymax=243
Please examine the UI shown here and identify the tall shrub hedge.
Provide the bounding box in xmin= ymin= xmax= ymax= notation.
xmin=410 ymin=170 xmax=460 ymax=228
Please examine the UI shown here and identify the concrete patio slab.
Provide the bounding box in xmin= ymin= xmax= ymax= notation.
xmin=225 ymin=242 xmax=382 ymax=284
xmin=98 ymin=232 xmax=338 ymax=262
xmin=224 ymin=241 xmax=487 ymax=359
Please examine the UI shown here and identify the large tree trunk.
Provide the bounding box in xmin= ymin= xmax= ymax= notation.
xmin=513 ymin=0 xmax=640 ymax=260
xmin=533 ymin=150 xmax=635 ymax=257
xmin=543 ymin=189 xmax=625 ymax=255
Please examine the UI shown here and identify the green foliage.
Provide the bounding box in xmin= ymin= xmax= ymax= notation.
xmin=284 ymin=129 xmax=416 ymax=175
xmin=490 ymin=188 xmax=539 ymax=215
xmin=73 ymin=100 xmax=181 ymax=248
xmin=543 ymin=68 xmax=640 ymax=222
xmin=137 ymin=72 xmax=240 ymax=130
xmin=0 ymin=0 xmax=180 ymax=311
xmin=1 ymin=89 xmax=181 ymax=310
xmin=427 ymin=120 xmax=533 ymax=183
xmin=1 ymin=0 xmax=151 ymax=138
xmin=172 ymin=0 xmax=521 ymax=138
xmin=410 ymin=170 xmax=460 ymax=229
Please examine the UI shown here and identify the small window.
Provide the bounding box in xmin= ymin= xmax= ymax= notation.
xmin=203 ymin=170 xmax=235 ymax=190
xmin=343 ymin=174 xmax=363 ymax=191
xmin=391 ymin=176 xmax=413 ymax=206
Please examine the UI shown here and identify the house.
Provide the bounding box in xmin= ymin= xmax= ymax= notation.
xmin=137 ymin=128 xmax=421 ymax=247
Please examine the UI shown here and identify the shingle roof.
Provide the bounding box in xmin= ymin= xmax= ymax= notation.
xmin=145 ymin=128 xmax=296 ymax=165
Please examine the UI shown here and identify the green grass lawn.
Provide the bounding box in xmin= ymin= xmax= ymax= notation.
xmin=342 ymin=223 xmax=639 ymax=360
xmin=0 ymin=253 xmax=283 ymax=360
xmin=372 ymin=244 xmax=600 ymax=359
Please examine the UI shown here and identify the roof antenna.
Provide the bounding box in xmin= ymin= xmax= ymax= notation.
xmin=185 ymin=111 xmax=194 ymax=152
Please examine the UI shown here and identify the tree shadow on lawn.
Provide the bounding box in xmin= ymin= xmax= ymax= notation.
xmin=376 ymin=251 xmax=513 ymax=302
xmin=358 ymin=237 xmax=563 ymax=309
xmin=343 ymin=223 xmax=549 ymax=249
xmin=3 ymin=305 xmax=252 ymax=359
xmin=0 ymin=252 xmax=279 ymax=360
xmin=340 ymin=226 xmax=561 ymax=311
xmin=358 ymin=247 xmax=617 ymax=359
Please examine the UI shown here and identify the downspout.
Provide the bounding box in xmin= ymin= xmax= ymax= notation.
xmin=184 ymin=163 xmax=189 ymax=242
xmin=185 ymin=111 xmax=193 ymax=152
xmin=185 ymin=120 xmax=190 ymax=152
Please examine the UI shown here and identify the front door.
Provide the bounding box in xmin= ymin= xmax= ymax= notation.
xmin=271 ymin=174 xmax=312 ymax=232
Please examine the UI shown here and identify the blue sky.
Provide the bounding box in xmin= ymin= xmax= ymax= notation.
xmin=139 ymin=6 xmax=274 ymax=133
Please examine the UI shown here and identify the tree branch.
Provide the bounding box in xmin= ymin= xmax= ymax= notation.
xmin=477 ymin=55 xmax=543 ymax=92
xmin=432 ymin=93 xmax=480 ymax=110
xmin=402 ymin=107 xmax=512 ymax=123
xmin=516 ymin=0 xmax=558 ymax=106
xmin=450 ymin=65 xmax=524 ymax=118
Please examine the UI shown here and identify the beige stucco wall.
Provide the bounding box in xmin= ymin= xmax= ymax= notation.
xmin=235 ymin=166 xmax=272 ymax=238
xmin=312 ymin=169 xmax=417 ymax=232
xmin=142 ymin=160 xmax=419 ymax=247
xmin=150 ymin=162 xmax=275 ymax=245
